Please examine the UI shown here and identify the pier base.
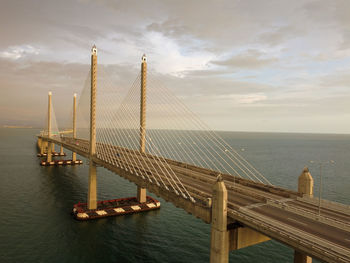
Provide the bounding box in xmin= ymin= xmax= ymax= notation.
xmin=137 ymin=186 xmax=147 ymax=203
xmin=72 ymin=196 xmax=160 ymax=220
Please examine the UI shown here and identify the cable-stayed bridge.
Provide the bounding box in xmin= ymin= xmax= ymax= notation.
xmin=37 ymin=46 xmax=350 ymax=263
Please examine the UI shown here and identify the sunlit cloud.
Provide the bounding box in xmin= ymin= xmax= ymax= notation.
xmin=143 ymin=31 xmax=213 ymax=76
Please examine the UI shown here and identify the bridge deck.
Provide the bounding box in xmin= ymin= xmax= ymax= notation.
xmin=40 ymin=136 xmax=350 ymax=263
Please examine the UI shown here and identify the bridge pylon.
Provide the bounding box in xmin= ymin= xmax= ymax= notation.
xmin=137 ymin=54 xmax=147 ymax=203
xmin=88 ymin=45 xmax=98 ymax=210
xmin=46 ymin=91 xmax=53 ymax=163
xmin=72 ymin=93 xmax=77 ymax=162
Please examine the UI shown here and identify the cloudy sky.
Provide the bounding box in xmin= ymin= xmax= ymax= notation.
xmin=1 ymin=0 xmax=349 ymax=133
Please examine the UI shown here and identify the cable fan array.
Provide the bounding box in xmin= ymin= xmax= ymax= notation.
xmin=72 ymin=64 xmax=272 ymax=203
xmin=145 ymin=72 xmax=271 ymax=185
xmin=95 ymin=67 xmax=193 ymax=201
xmin=75 ymin=69 xmax=92 ymax=140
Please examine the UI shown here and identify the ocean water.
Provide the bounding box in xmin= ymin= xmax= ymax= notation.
xmin=0 ymin=128 xmax=349 ymax=263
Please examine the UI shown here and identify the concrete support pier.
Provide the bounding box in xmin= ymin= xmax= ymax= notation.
xmin=294 ymin=167 xmax=313 ymax=263
xmin=88 ymin=162 xmax=97 ymax=210
xmin=137 ymin=186 xmax=146 ymax=203
xmin=210 ymin=175 xmax=229 ymax=263
xmin=41 ymin=140 xmax=47 ymax=155
xmin=88 ymin=45 xmax=98 ymax=210
xmin=137 ymin=54 xmax=148 ymax=204
xmin=72 ymin=150 xmax=77 ymax=162
xmin=294 ymin=251 xmax=312 ymax=263
xmin=47 ymin=142 xmax=52 ymax=163
xmin=38 ymin=137 xmax=45 ymax=155
xmin=37 ymin=137 xmax=42 ymax=151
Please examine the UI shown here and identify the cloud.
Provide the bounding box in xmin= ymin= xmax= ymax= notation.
xmin=211 ymin=50 xmax=278 ymax=69
xmin=142 ymin=32 xmax=213 ymax=76
xmin=0 ymin=45 xmax=40 ymax=60
xmin=216 ymin=93 xmax=267 ymax=104
xmin=258 ymin=25 xmax=302 ymax=47
xmin=0 ymin=0 xmax=349 ymax=133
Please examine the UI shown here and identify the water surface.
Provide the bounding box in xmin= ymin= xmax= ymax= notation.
xmin=0 ymin=128 xmax=349 ymax=262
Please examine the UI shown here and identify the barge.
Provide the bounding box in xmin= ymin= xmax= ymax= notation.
xmin=72 ymin=196 xmax=160 ymax=220
xmin=40 ymin=159 xmax=83 ymax=166
xmin=37 ymin=152 xmax=66 ymax=157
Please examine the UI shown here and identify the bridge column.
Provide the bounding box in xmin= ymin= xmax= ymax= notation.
xmin=38 ymin=137 xmax=45 ymax=155
xmin=46 ymin=92 xmax=52 ymax=163
xmin=88 ymin=163 xmax=97 ymax=209
xmin=88 ymin=45 xmax=98 ymax=210
xmin=47 ymin=141 xmax=52 ymax=162
xmin=72 ymin=93 xmax=77 ymax=162
xmin=37 ymin=137 xmax=42 ymax=149
xmin=294 ymin=251 xmax=312 ymax=263
xmin=137 ymin=54 xmax=147 ymax=203
xmin=210 ymin=175 xmax=229 ymax=263
xmin=294 ymin=167 xmax=313 ymax=263
xmin=41 ymin=140 xmax=46 ymax=155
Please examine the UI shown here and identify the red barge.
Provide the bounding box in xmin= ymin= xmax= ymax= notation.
xmin=72 ymin=196 xmax=160 ymax=220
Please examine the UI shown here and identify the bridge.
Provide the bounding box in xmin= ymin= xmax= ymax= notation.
xmin=37 ymin=46 xmax=350 ymax=263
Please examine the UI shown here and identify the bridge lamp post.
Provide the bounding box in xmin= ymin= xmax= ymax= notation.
xmin=309 ymin=160 xmax=335 ymax=216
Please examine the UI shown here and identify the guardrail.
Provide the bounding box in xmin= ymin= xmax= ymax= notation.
xmin=298 ymin=196 xmax=350 ymax=216
xmin=267 ymin=199 xmax=350 ymax=232
xmin=232 ymin=207 xmax=350 ymax=263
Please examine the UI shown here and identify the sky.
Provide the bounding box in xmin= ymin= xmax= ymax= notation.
xmin=0 ymin=0 xmax=349 ymax=133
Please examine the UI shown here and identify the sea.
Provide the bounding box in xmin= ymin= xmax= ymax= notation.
xmin=0 ymin=128 xmax=349 ymax=263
